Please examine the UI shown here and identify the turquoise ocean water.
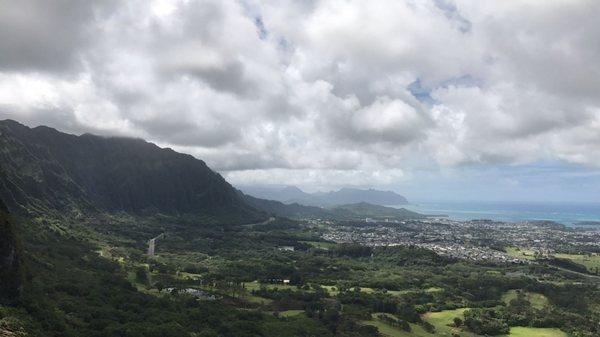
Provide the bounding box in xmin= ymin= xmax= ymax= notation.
xmin=398 ymin=201 xmax=600 ymax=226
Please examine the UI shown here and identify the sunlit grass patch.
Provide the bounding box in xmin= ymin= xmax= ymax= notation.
xmin=508 ymin=327 xmax=567 ymax=337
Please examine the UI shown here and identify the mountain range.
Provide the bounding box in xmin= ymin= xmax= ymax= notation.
xmin=242 ymin=194 xmax=423 ymax=220
xmin=0 ymin=119 xmax=262 ymax=222
xmin=238 ymin=185 xmax=409 ymax=206
xmin=0 ymin=120 xmax=428 ymax=335
xmin=0 ymin=119 xmax=423 ymax=223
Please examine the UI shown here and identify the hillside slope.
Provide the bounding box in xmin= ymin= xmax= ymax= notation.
xmin=0 ymin=120 xmax=262 ymax=222
xmin=329 ymin=202 xmax=425 ymax=220
xmin=0 ymin=197 xmax=22 ymax=305
xmin=242 ymin=193 xmax=424 ymax=220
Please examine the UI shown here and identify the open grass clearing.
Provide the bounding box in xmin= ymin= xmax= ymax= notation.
xmin=506 ymin=247 xmax=537 ymax=260
xmin=277 ymin=310 xmax=305 ymax=317
xmin=502 ymin=290 xmax=549 ymax=309
xmin=364 ymin=309 xmax=567 ymax=337
xmin=508 ymin=327 xmax=567 ymax=337
xmin=554 ymin=253 xmax=600 ymax=273
xmin=423 ymin=308 xmax=479 ymax=337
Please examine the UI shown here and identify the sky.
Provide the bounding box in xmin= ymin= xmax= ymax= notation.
xmin=0 ymin=0 xmax=599 ymax=202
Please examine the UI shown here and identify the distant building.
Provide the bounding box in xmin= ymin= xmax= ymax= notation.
xmin=278 ymin=246 xmax=295 ymax=251
xmin=365 ymin=218 xmax=377 ymax=223
xmin=162 ymin=288 xmax=217 ymax=300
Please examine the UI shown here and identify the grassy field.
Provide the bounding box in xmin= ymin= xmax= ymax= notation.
xmin=363 ymin=310 xmax=567 ymax=337
xmin=554 ymin=253 xmax=600 ymax=273
xmin=278 ymin=310 xmax=304 ymax=317
xmin=363 ymin=309 xmax=477 ymax=337
xmin=502 ymin=290 xmax=549 ymax=309
xmin=506 ymin=247 xmax=537 ymax=260
xmin=423 ymin=308 xmax=479 ymax=337
xmin=178 ymin=271 xmax=203 ymax=280
xmin=505 ymin=247 xmax=600 ymax=273
xmin=508 ymin=327 xmax=567 ymax=337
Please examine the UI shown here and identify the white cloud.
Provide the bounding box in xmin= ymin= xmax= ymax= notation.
xmin=0 ymin=0 xmax=599 ymax=194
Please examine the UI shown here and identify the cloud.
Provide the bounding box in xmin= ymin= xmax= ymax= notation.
xmin=0 ymin=0 xmax=117 ymax=72
xmin=226 ymin=168 xmax=407 ymax=192
xmin=0 ymin=0 xmax=599 ymax=196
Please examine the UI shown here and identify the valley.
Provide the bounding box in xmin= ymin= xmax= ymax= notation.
xmin=2 ymin=1 xmax=599 ymax=336
xmin=0 ymin=121 xmax=599 ymax=337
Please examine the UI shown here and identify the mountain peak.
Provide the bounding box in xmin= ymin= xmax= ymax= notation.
xmin=282 ymin=185 xmax=305 ymax=193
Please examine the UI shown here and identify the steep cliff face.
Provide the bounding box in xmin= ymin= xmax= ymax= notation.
xmin=0 ymin=198 xmax=22 ymax=305
xmin=0 ymin=120 xmax=263 ymax=222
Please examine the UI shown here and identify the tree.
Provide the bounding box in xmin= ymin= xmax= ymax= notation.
xmin=422 ymin=321 xmax=436 ymax=333
xmin=135 ymin=266 xmax=149 ymax=285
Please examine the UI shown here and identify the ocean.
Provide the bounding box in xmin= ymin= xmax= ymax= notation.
xmin=398 ymin=201 xmax=600 ymax=226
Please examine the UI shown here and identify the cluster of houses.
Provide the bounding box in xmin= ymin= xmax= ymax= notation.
xmin=320 ymin=217 xmax=600 ymax=264
xmin=162 ymin=287 xmax=217 ymax=301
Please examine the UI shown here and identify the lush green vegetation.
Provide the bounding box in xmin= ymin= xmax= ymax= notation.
xmin=1 ymin=205 xmax=599 ymax=337
xmin=554 ymin=253 xmax=600 ymax=274
xmin=505 ymin=247 xmax=537 ymax=261
xmin=0 ymin=200 xmax=22 ymax=306
xmin=502 ymin=290 xmax=548 ymax=309
xmin=508 ymin=327 xmax=568 ymax=337
xmin=1 ymin=121 xmax=599 ymax=336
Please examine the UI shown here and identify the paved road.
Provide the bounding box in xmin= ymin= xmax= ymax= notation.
xmin=147 ymin=233 xmax=164 ymax=256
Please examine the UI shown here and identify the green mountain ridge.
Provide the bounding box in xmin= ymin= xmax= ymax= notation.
xmin=328 ymin=202 xmax=425 ymax=220
xmin=0 ymin=119 xmax=262 ymax=223
xmin=0 ymin=119 xmax=420 ymax=224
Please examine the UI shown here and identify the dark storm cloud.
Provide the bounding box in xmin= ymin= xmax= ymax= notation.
xmin=167 ymin=59 xmax=257 ymax=97
xmin=0 ymin=0 xmax=117 ymax=72
xmin=133 ymin=113 xmax=241 ymax=148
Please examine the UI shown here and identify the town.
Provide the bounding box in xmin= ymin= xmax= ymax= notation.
xmin=317 ymin=218 xmax=600 ymax=264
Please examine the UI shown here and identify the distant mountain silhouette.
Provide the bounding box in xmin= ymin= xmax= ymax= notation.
xmin=239 ymin=185 xmax=408 ymax=206
xmin=241 ymin=193 xmax=423 ymax=220
xmin=0 ymin=120 xmax=263 ymax=222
